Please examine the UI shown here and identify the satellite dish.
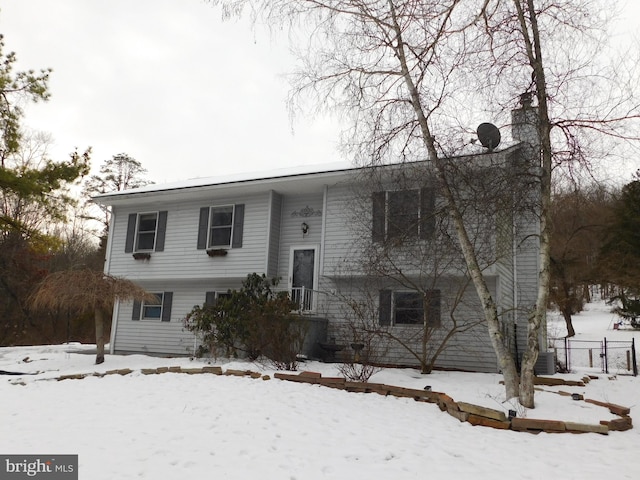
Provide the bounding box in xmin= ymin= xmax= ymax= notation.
xmin=476 ymin=123 xmax=501 ymax=151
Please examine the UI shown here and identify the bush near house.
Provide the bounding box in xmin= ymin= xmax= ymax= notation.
xmin=183 ymin=274 xmax=306 ymax=370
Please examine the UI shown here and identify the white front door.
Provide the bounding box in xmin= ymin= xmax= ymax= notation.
xmin=288 ymin=246 xmax=319 ymax=311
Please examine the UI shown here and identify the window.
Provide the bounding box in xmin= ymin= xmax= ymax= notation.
xmin=142 ymin=293 xmax=163 ymax=319
xmin=209 ymin=206 xmax=234 ymax=247
xmin=372 ymin=188 xmax=435 ymax=242
xmin=379 ymin=289 xmax=441 ymax=327
xmin=197 ymin=204 xmax=245 ymax=250
xmin=136 ymin=213 xmax=158 ymax=251
xmin=125 ymin=211 xmax=168 ymax=254
xmin=132 ymin=292 xmax=173 ymax=322
xmin=394 ymin=291 xmax=423 ymax=324
xmin=204 ymin=291 xmax=232 ymax=306
xmin=388 ymin=190 xmax=419 ymax=239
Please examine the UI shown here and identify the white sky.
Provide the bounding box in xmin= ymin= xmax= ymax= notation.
xmin=1 ymin=0 xmax=639 ymax=184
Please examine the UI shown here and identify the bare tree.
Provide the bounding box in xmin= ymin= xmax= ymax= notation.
xmin=83 ymin=153 xmax=153 ymax=234
xmin=31 ymin=270 xmax=156 ymax=364
xmin=210 ymin=0 xmax=639 ymax=406
xmin=333 ymin=164 xmax=504 ymax=374
xmin=549 ymin=186 xmax=612 ymax=336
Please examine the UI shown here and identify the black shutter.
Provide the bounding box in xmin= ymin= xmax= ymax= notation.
xmin=232 ymin=204 xmax=244 ymax=248
xmin=420 ymin=187 xmax=436 ymax=240
xmin=125 ymin=213 xmax=137 ymax=253
xmin=132 ymin=300 xmax=141 ymax=321
xmin=372 ymin=192 xmax=385 ymax=242
xmin=155 ymin=211 xmax=168 ymax=251
xmin=197 ymin=207 xmax=209 ymax=250
xmin=427 ymin=289 xmax=441 ymax=327
xmin=205 ymin=291 xmax=217 ymax=306
xmin=379 ymin=290 xmax=392 ymax=326
xmin=162 ymin=292 xmax=173 ymax=322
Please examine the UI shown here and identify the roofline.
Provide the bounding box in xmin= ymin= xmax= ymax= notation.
xmin=93 ymin=143 xmax=523 ymax=203
xmin=93 ymin=163 xmax=359 ymax=202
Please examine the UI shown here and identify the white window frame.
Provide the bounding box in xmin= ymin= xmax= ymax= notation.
xmin=393 ymin=291 xmax=424 ymax=325
xmin=141 ymin=292 xmax=164 ymax=320
xmin=207 ymin=205 xmax=235 ymax=248
xmin=135 ymin=211 xmax=159 ymax=252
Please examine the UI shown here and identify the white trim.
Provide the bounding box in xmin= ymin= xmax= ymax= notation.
xmin=320 ymin=184 xmax=328 ymax=276
xmin=288 ymin=244 xmax=320 ymax=311
xmin=109 ymin=298 xmax=120 ymax=354
xmin=206 ymin=204 xmax=235 ymax=249
xmin=140 ymin=292 xmax=164 ymax=321
xmin=134 ymin=211 xmax=159 ymax=252
xmin=103 ymin=208 xmax=115 ymax=274
xmin=265 ymin=190 xmax=274 ymax=274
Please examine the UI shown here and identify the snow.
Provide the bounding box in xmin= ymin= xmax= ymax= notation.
xmin=1 ymin=301 xmax=639 ymax=479
xmin=93 ymin=161 xmax=354 ymax=199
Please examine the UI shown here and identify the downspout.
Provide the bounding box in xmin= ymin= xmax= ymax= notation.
xmin=104 ymin=207 xmax=118 ymax=355
xmin=265 ymin=190 xmax=274 ymax=276
xmin=320 ymin=184 xmax=328 ymax=276
xmin=512 ymin=205 xmax=519 ymax=368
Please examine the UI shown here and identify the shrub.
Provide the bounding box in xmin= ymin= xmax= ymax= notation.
xmin=183 ymin=274 xmax=305 ymax=369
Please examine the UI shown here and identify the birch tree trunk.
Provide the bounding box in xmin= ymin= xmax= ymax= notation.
xmin=95 ymin=308 xmax=105 ymax=365
xmin=388 ymin=1 xmax=520 ymax=399
xmin=512 ymin=0 xmax=553 ymax=408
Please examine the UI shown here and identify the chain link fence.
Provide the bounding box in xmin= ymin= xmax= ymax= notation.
xmin=549 ymin=337 xmax=638 ymax=375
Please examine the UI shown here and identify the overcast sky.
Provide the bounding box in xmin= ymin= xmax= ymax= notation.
xmin=1 ymin=0 xmax=639 ymax=184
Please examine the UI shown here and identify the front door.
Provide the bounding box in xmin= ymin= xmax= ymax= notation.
xmin=289 ymin=246 xmax=318 ymax=311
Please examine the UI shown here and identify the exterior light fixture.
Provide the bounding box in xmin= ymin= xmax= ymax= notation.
xmin=301 ymin=222 xmax=309 ymax=234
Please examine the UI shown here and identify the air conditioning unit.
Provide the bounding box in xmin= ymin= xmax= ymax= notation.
xmin=534 ymin=351 xmax=556 ymax=375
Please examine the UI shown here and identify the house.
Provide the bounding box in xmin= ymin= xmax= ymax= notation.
xmin=95 ymin=104 xmax=550 ymax=373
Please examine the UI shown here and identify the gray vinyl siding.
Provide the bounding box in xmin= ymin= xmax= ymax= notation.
xmin=108 ymin=193 xmax=270 ymax=281
xmin=322 ymin=276 xmax=499 ymax=373
xmin=276 ymin=192 xmax=324 ymax=284
xmin=266 ymin=191 xmax=282 ymax=278
xmin=112 ymin=280 xmax=245 ymax=356
xmin=514 ymin=213 xmax=541 ymax=351
xmin=322 ymin=184 xmax=364 ymax=276
xmin=113 ymin=284 xmax=199 ymax=356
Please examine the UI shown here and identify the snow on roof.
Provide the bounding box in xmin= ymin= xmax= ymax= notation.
xmin=94 ymin=140 xmax=521 ymax=201
xmin=93 ymin=161 xmax=355 ymax=199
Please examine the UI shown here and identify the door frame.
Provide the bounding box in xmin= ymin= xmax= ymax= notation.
xmin=288 ymin=244 xmax=320 ymax=311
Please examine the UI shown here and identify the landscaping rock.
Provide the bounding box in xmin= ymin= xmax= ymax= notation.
xmin=446 ymin=406 xmax=469 ymax=423
xmin=511 ymin=418 xmax=566 ymax=433
xmin=467 ymin=414 xmax=511 ymax=430
xmin=602 ymin=416 xmax=633 ymax=432
xmin=180 ymin=368 xmax=204 ymax=374
xmin=202 ymin=366 xmax=223 ymax=374
xmin=457 ymin=402 xmax=507 ymax=422
xmin=564 ymin=421 xmax=608 ymax=435
xmin=584 ymin=398 xmax=631 ymax=416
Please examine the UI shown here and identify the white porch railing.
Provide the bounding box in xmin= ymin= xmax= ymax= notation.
xmin=289 ymin=286 xmax=316 ymax=313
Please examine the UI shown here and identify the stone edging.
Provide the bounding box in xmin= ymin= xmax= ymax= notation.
xmin=273 ymin=371 xmax=632 ymax=435
xmin=15 ymin=366 xmax=632 ymax=434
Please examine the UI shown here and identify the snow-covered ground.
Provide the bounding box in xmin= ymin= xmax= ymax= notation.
xmin=1 ymin=301 xmax=638 ymax=479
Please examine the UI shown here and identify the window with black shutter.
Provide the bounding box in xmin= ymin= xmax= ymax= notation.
xmin=125 ymin=211 xmax=168 ymax=253
xmin=372 ymin=188 xmax=434 ymax=242
xmin=378 ymin=289 xmax=441 ymax=327
xmin=132 ymin=292 xmax=173 ymax=322
xmin=197 ymin=204 xmax=245 ymax=250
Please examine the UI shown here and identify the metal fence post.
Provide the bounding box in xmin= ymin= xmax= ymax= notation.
xmin=604 ymin=337 xmax=609 ymax=374
xmin=632 ymin=338 xmax=638 ymax=377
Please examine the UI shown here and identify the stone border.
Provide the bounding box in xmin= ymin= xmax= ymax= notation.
xmin=15 ymin=367 xmax=632 ymax=434
xmin=273 ymin=371 xmax=632 ymax=434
